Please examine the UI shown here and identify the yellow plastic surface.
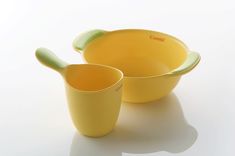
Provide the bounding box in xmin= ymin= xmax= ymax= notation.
xmin=74 ymin=29 xmax=200 ymax=103
xmin=64 ymin=65 xmax=123 ymax=137
xmin=36 ymin=48 xmax=123 ymax=137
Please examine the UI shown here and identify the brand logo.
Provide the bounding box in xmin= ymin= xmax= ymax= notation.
xmin=149 ymin=35 xmax=165 ymax=42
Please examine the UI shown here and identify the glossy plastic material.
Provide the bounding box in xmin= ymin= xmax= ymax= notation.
xmin=73 ymin=29 xmax=200 ymax=103
xmin=35 ymin=48 xmax=123 ymax=137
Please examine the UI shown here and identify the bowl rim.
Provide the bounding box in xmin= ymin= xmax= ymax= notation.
xmin=82 ymin=29 xmax=191 ymax=79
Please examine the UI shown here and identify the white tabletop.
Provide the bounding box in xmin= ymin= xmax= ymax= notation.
xmin=1 ymin=0 xmax=235 ymax=155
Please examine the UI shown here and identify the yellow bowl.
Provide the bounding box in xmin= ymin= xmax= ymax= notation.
xmin=73 ymin=29 xmax=200 ymax=103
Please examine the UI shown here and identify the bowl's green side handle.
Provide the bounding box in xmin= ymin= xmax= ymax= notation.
xmin=166 ymin=51 xmax=201 ymax=76
xmin=73 ymin=29 xmax=107 ymax=52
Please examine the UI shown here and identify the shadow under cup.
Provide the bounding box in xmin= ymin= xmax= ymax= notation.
xmin=64 ymin=64 xmax=123 ymax=137
xmin=70 ymin=93 xmax=198 ymax=156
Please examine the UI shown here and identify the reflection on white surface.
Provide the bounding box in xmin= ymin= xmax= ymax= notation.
xmin=70 ymin=93 xmax=197 ymax=156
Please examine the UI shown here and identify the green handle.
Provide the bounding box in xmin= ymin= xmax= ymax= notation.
xmin=35 ymin=47 xmax=68 ymax=74
xmin=73 ymin=29 xmax=107 ymax=51
xmin=167 ymin=51 xmax=201 ymax=76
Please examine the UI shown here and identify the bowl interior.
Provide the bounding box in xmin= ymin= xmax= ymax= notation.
xmin=83 ymin=29 xmax=188 ymax=77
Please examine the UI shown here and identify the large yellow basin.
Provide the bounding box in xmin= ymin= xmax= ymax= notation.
xmin=73 ymin=29 xmax=200 ymax=103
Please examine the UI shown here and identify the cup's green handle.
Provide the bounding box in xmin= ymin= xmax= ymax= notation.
xmin=73 ymin=29 xmax=107 ymax=51
xmin=166 ymin=51 xmax=201 ymax=76
xmin=35 ymin=47 xmax=68 ymax=74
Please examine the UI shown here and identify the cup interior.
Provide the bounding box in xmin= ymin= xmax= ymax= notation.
xmin=64 ymin=64 xmax=122 ymax=91
xmin=83 ymin=29 xmax=188 ymax=77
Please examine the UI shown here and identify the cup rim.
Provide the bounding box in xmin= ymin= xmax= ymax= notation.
xmin=63 ymin=63 xmax=124 ymax=93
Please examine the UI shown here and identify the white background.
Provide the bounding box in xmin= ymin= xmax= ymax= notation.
xmin=0 ymin=0 xmax=235 ymax=155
